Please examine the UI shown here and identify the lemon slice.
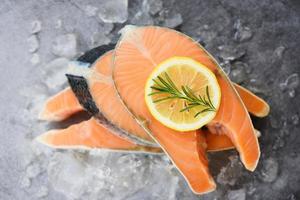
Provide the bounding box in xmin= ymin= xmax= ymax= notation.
xmin=145 ymin=57 xmax=221 ymax=131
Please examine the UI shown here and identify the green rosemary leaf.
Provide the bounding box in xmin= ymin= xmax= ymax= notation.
xmin=153 ymin=78 xmax=165 ymax=88
xmin=157 ymin=75 xmax=173 ymax=91
xmin=164 ymin=72 xmax=180 ymax=93
xmin=150 ymin=86 xmax=168 ymax=92
xmin=180 ymin=104 xmax=200 ymax=112
xmin=206 ymin=86 xmax=215 ymax=109
xmin=153 ymin=96 xmax=178 ymax=103
xmin=149 ymin=72 xmax=216 ymax=118
xmin=194 ymin=108 xmax=214 ymax=118
xmin=148 ymin=91 xmax=165 ymax=96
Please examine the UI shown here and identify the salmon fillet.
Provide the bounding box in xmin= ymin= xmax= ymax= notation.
xmin=87 ymin=51 xmax=156 ymax=146
xmin=39 ymin=82 xmax=268 ymax=122
xmin=234 ymin=83 xmax=270 ymax=117
xmin=38 ymin=87 xmax=83 ymax=121
xmin=36 ymin=117 xmax=162 ymax=153
xmin=113 ymin=26 xmax=217 ymax=193
xmin=112 ymin=26 xmax=260 ymax=192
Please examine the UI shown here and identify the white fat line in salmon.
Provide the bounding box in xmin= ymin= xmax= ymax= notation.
xmin=67 ymin=61 xmax=113 ymax=85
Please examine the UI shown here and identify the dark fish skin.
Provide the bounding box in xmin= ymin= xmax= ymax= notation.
xmin=66 ymin=44 xmax=158 ymax=147
xmin=66 ymin=44 xmax=115 ymax=115
xmin=77 ymin=44 xmax=115 ymax=64
xmin=66 ymin=74 xmax=100 ymax=115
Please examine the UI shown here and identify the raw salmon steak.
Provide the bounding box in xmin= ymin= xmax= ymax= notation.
xmin=112 ymin=26 xmax=260 ymax=193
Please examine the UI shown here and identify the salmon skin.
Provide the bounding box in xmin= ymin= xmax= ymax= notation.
xmin=67 ymin=46 xmax=157 ymax=147
xmin=66 ymin=44 xmax=115 ymax=115
xmin=66 ymin=74 xmax=100 ymax=115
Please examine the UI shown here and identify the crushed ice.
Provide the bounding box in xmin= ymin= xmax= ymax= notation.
xmin=218 ymin=45 xmax=246 ymax=62
xmin=27 ymin=35 xmax=39 ymax=53
xmin=30 ymin=20 xmax=42 ymax=34
xmin=217 ymin=155 xmax=243 ymax=186
xmin=30 ymin=53 xmax=40 ymax=65
xmin=42 ymin=57 xmax=70 ymax=90
xmin=234 ymin=20 xmax=253 ymax=42
xmin=52 ymin=34 xmax=78 ymax=58
xmin=98 ymin=0 xmax=128 ymax=23
xmin=47 ymin=151 xmax=179 ymax=199
xmin=84 ymin=5 xmax=99 ymax=17
xmin=260 ymin=157 xmax=279 ymax=182
xmin=148 ymin=0 xmax=163 ymax=15
xmin=90 ymin=32 xmax=112 ymax=48
xmin=227 ymin=189 xmax=246 ymax=200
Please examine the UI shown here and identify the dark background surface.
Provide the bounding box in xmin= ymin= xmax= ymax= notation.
xmin=0 ymin=0 xmax=299 ymax=199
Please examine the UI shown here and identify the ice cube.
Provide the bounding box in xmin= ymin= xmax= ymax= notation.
xmin=227 ymin=189 xmax=246 ymax=200
xmin=273 ymin=46 xmax=286 ymax=59
xmin=279 ymin=73 xmax=299 ymax=90
xmin=130 ymin=0 xmax=154 ymax=25
xmin=233 ymin=61 xmax=252 ymax=74
xmin=98 ymin=0 xmax=128 ymax=23
xmin=52 ymin=34 xmax=77 ymax=58
xmin=163 ymin=13 xmax=183 ymax=28
xmin=234 ymin=20 xmax=253 ymax=42
xmin=30 ymin=53 xmax=40 ymax=65
xmin=285 ymin=73 xmax=299 ymax=89
xmin=89 ymin=32 xmax=111 ymax=48
xmin=220 ymin=61 xmax=231 ymax=75
xmin=131 ymin=11 xmax=153 ymax=26
xmin=217 ymin=155 xmax=243 ymax=186
xmin=48 ymin=152 xmax=87 ymax=199
xmin=35 ymin=186 xmax=49 ymax=198
xmin=288 ymin=194 xmax=297 ymax=200
xmin=260 ymin=157 xmax=279 ymax=182
xmin=147 ymin=0 xmax=163 ymax=15
xmin=84 ymin=5 xmax=98 ymax=17
xmin=26 ymin=163 xmax=41 ymax=179
xmin=30 ymin=20 xmax=42 ymax=34
xmin=47 ymin=151 xmax=178 ymax=199
xmin=218 ymin=45 xmax=246 ymax=62
xmin=272 ymin=173 xmax=288 ymax=190
xmin=43 ymin=57 xmax=70 ymax=90
xmin=27 ymin=35 xmax=39 ymax=53
xmin=291 ymin=114 xmax=299 ymax=125
xmin=55 ymin=19 xmax=63 ymax=29
xmin=195 ymin=25 xmax=217 ymax=44
xmin=288 ymin=89 xmax=295 ymax=98
xmin=19 ymin=176 xmax=31 ymax=189
xmin=247 ymin=78 xmax=269 ymax=94
xmin=230 ymin=67 xmax=247 ymax=83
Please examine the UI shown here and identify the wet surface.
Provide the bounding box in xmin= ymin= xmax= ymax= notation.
xmin=0 ymin=0 xmax=299 ymax=199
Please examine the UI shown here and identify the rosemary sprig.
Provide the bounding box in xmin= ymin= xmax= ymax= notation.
xmin=148 ymin=72 xmax=216 ymax=118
